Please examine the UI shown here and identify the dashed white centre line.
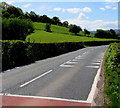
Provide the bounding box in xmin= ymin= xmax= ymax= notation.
xmin=66 ymin=60 xmax=78 ymax=64
xmin=91 ymin=63 xmax=100 ymax=65
xmin=86 ymin=66 xmax=99 ymax=69
xmin=20 ymin=70 xmax=53 ymax=88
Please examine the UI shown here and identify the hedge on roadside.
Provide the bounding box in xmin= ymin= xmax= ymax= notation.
xmin=104 ymin=43 xmax=120 ymax=107
xmin=2 ymin=41 xmax=84 ymax=71
xmin=2 ymin=40 xmax=120 ymax=71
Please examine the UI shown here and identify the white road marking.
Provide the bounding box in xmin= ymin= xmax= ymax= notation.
xmin=86 ymin=66 xmax=99 ymax=69
xmin=75 ymin=57 xmax=83 ymax=59
xmin=66 ymin=60 xmax=78 ymax=64
xmin=60 ymin=64 xmax=74 ymax=67
xmin=72 ymin=59 xmax=79 ymax=62
xmin=91 ymin=63 xmax=100 ymax=65
xmin=7 ymin=70 xmax=10 ymax=71
xmin=20 ymin=70 xmax=53 ymax=88
xmin=87 ymin=60 xmax=102 ymax=103
xmin=0 ymin=93 xmax=90 ymax=103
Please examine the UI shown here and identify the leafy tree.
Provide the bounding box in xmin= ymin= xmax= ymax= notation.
xmin=62 ymin=21 xmax=69 ymax=28
xmin=69 ymin=24 xmax=82 ymax=35
xmin=95 ymin=29 xmax=118 ymax=39
xmin=6 ymin=6 xmax=24 ymax=17
xmin=39 ymin=15 xmax=51 ymax=23
xmin=2 ymin=18 xmax=34 ymax=40
xmin=84 ymin=29 xmax=90 ymax=35
xmin=52 ymin=16 xmax=61 ymax=25
xmin=44 ymin=23 xmax=51 ymax=32
xmin=0 ymin=2 xmax=10 ymax=10
xmin=109 ymin=29 xmax=118 ymax=38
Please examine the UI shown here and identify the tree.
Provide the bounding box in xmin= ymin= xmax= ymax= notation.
xmin=69 ymin=24 xmax=82 ymax=35
xmin=2 ymin=18 xmax=34 ymax=40
xmin=7 ymin=6 xmax=24 ymax=17
xmin=84 ymin=29 xmax=90 ymax=35
xmin=62 ymin=21 xmax=69 ymax=28
xmin=44 ymin=23 xmax=51 ymax=32
xmin=52 ymin=16 xmax=61 ymax=25
xmin=95 ymin=29 xmax=118 ymax=39
xmin=39 ymin=15 xmax=51 ymax=23
xmin=109 ymin=29 xmax=118 ymax=38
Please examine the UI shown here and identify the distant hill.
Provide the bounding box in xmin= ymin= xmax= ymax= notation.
xmin=90 ymin=31 xmax=96 ymax=34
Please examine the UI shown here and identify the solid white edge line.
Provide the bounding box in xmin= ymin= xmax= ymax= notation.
xmin=86 ymin=60 xmax=103 ymax=103
xmin=19 ymin=70 xmax=52 ymax=88
xmin=0 ymin=93 xmax=90 ymax=103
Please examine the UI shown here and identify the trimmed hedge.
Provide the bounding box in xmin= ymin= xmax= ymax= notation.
xmin=2 ymin=41 xmax=84 ymax=71
xmin=2 ymin=40 xmax=120 ymax=71
xmin=104 ymin=43 xmax=120 ymax=107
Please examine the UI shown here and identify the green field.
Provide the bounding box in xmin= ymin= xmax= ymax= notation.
xmin=26 ymin=22 xmax=117 ymax=43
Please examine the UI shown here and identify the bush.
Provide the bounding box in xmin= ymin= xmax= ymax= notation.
xmin=69 ymin=24 xmax=82 ymax=35
xmin=2 ymin=41 xmax=84 ymax=71
xmin=2 ymin=18 xmax=34 ymax=40
xmin=44 ymin=23 xmax=51 ymax=32
xmin=104 ymin=43 xmax=120 ymax=107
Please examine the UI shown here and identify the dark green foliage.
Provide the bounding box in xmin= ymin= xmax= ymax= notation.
xmin=52 ymin=16 xmax=61 ymax=25
xmin=104 ymin=43 xmax=120 ymax=107
xmin=2 ymin=41 xmax=84 ymax=71
xmin=44 ymin=23 xmax=51 ymax=32
xmin=6 ymin=6 xmax=24 ymax=18
xmin=69 ymin=24 xmax=82 ymax=35
xmin=95 ymin=29 xmax=118 ymax=39
xmin=84 ymin=29 xmax=90 ymax=35
xmin=62 ymin=21 xmax=69 ymax=28
xmin=2 ymin=18 xmax=34 ymax=40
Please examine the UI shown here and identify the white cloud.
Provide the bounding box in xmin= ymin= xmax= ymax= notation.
xmin=99 ymin=8 xmax=106 ymax=10
xmin=22 ymin=4 xmax=32 ymax=8
xmin=77 ymin=13 xmax=88 ymax=20
xmin=6 ymin=1 xmax=14 ymax=5
xmin=53 ymin=7 xmax=92 ymax=13
xmin=82 ymin=7 xmax=92 ymax=12
xmin=63 ymin=16 xmax=118 ymax=31
xmin=100 ymin=5 xmax=118 ymax=11
xmin=105 ymin=5 xmax=112 ymax=9
xmin=66 ymin=8 xmax=81 ymax=13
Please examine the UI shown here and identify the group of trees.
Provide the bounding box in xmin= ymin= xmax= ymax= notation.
xmin=1 ymin=2 xmax=69 ymax=28
xmin=2 ymin=18 xmax=34 ymax=40
xmin=95 ymin=29 xmax=118 ymax=39
xmin=1 ymin=2 xmax=118 ymax=40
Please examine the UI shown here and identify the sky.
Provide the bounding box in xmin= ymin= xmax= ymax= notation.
xmin=4 ymin=0 xmax=119 ymax=31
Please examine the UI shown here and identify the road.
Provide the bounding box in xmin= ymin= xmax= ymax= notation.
xmin=0 ymin=45 xmax=107 ymax=101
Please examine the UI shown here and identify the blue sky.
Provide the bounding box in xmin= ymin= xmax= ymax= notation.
xmin=4 ymin=0 xmax=118 ymax=31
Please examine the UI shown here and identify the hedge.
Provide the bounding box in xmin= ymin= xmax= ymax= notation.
xmin=104 ymin=43 xmax=120 ymax=107
xmin=2 ymin=40 xmax=120 ymax=71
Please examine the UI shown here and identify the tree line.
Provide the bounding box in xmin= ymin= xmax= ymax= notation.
xmin=1 ymin=2 xmax=119 ymax=40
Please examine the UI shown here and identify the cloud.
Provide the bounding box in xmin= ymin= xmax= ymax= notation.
xmin=77 ymin=13 xmax=88 ymax=20
xmin=53 ymin=8 xmax=65 ymax=12
xmin=22 ymin=4 xmax=32 ymax=8
xmin=100 ymin=5 xmax=118 ymax=10
xmin=6 ymin=1 xmax=14 ymax=5
xmin=53 ymin=7 xmax=92 ymax=13
xmin=99 ymin=8 xmax=106 ymax=10
xmin=82 ymin=7 xmax=92 ymax=12
xmin=63 ymin=16 xmax=118 ymax=31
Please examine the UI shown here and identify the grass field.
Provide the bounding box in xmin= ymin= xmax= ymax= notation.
xmin=26 ymin=30 xmax=116 ymax=43
xmin=26 ymin=22 xmax=118 ymax=43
